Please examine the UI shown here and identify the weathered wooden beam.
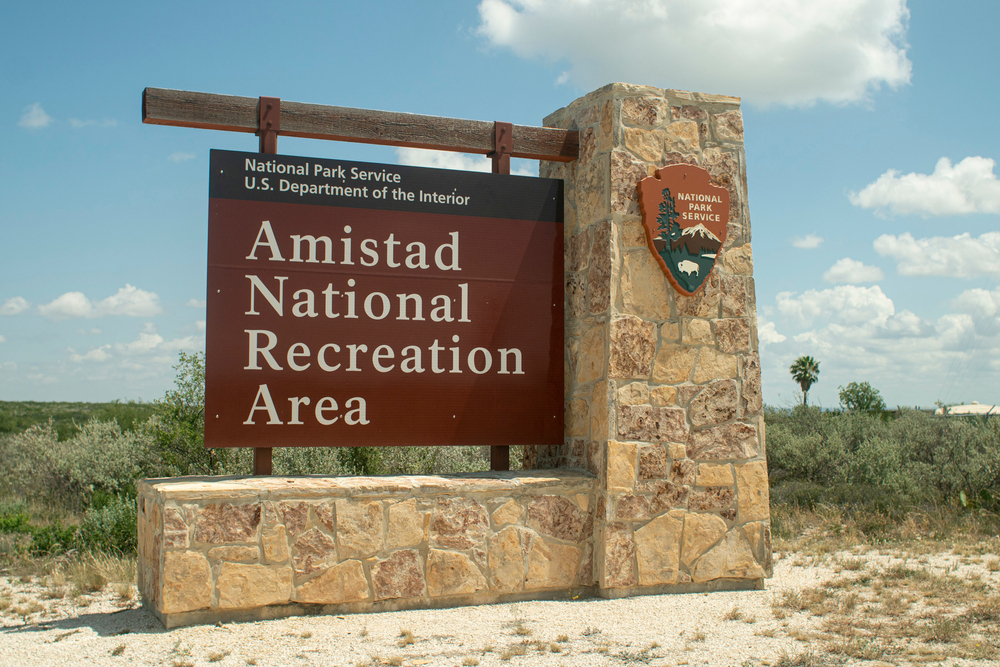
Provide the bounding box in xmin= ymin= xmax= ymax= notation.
xmin=143 ymin=87 xmax=579 ymax=162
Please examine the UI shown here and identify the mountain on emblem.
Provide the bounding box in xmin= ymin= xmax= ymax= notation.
xmin=638 ymin=164 xmax=730 ymax=296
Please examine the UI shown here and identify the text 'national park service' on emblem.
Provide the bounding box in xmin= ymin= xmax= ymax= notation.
xmin=638 ymin=164 xmax=730 ymax=297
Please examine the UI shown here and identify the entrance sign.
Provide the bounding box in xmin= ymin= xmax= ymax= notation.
xmin=638 ymin=164 xmax=729 ymax=296
xmin=205 ymin=149 xmax=564 ymax=448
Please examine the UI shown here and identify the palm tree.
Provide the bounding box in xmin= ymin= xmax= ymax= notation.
xmin=789 ymin=355 xmax=820 ymax=405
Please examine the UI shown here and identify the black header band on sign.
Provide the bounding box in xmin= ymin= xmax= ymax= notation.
xmin=210 ymin=149 xmax=563 ymax=223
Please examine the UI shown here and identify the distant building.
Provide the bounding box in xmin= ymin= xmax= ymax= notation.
xmin=934 ymin=401 xmax=998 ymax=416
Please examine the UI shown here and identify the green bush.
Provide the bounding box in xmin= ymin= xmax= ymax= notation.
xmin=77 ymin=495 xmax=138 ymax=554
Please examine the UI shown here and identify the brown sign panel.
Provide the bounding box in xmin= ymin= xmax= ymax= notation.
xmin=205 ymin=150 xmax=563 ymax=448
xmin=638 ymin=164 xmax=729 ymax=296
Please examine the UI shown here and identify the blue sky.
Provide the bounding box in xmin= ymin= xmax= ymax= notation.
xmin=3 ymin=0 xmax=999 ymax=409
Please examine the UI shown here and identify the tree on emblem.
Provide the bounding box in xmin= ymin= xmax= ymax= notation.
xmin=657 ymin=187 xmax=680 ymax=245
xmin=789 ymin=355 xmax=820 ymax=406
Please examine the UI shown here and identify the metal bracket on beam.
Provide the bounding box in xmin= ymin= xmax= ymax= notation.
xmin=257 ymin=96 xmax=280 ymax=154
xmin=490 ymin=121 xmax=512 ymax=175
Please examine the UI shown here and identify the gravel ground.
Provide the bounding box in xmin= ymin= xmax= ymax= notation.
xmin=0 ymin=551 xmax=996 ymax=667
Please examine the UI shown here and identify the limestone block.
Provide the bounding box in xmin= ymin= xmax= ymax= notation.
xmin=736 ymin=460 xmax=770 ymax=522
xmin=315 ymin=502 xmax=336 ymax=533
xmin=608 ymin=315 xmax=656 ymax=379
xmin=431 ymin=498 xmax=489 ymax=550
xmin=488 ymin=526 xmax=524 ymax=592
xmin=743 ymin=522 xmax=762 ymax=554
xmin=624 ymin=127 xmax=663 ymax=163
xmin=616 ymin=494 xmax=650 ymax=520
xmin=638 ymin=444 xmax=668 ymax=479
xmin=162 ymin=507 xmax=189 ymax=549
xmin=577 ymin=323 xmax=606 ymax=384
xmin=427 ymin=549 xmax=487 ymax=598
xmin=217 ymin=563 xmax=292 ymax=609
xmin=720 ymin=274 xmax=747 ymax=318
xmin=526 ymin=539 xmax=581 ymax=590
xmin=652 ymin=345 xmax=698 ymax=384
xmin=491 ymin=499 xmax=522 ymax=526
xmin=371 ymin=549 xmax=425 ymax=600
xmin=292 ymin=527 xmax=338 ymax=575
xmin=617 ymin=405 xmax=688 ymax=442
xmin=681 ymin=513 xmax=727 ymax=567
xmin=691 ymin=530 xmax=764 ymax=583
xmin=618 ymin=382 xmax=649 ymax=406
xmin=621 ymin=250 xmax=672 ymax=320
xmin=207 ymin=546 xmax=260 ymax=562
xmin=591 ymin=380 xmax=610 ymax=440
xmin=569 ymin=228 xmax=592 ymax=272
xmin=664 ymin=121 xmax=700 ymax=153
xmin=262 ymin=525 xmax=289 ymax=564
xmin=682 ymin=319 xmax=714 ymax=345
xmin=650 ymin=386 xmax=677 ymax=406
xmin=660 ymin=321 xmax=680 ymax=342
xmin=680 ymin=105 xmax=709 ymax=121
xmin=742 ymin=353 xmax=763 ymax=416
xmin=566 ymin=272 xmax=587 ymax=319
xmin=603 ymin=522 xmax=637 ymax=587
xmin=587 ymin=221 xmax=613 ymax=314
xmin=688 ymin=380 xmax=739 ymax=427
xmin=635 ymin=512 xmax=683 ymax=585
xmin=676 ymin=273 xmax=721 ymax=318
xmin=668 ymin=443 xmax=687 ymax=460
xmin=712 ymin=110 xmax=744 ymax=142
xmin=577 ymin=154 xmax=608 ymax=226
xmin=527 ymin=495 xmax=588 ymax=542
xmin=688 ymin=487 xmax=735 ymax=511
xmin=194 ymin=503 xmax=261 ymax=544
xmin=279 ymin=501 xmax=310 ymax=538
xmin=607 ymin=441 xmax=638 ymax=493
xmin=675 ymin=384 xmax=701 ymax=407
xmin=703 ymin=149 xmax=742 ymax=223
xmin=295 ymin=560 xmax=369 ymax=604
xmin=693 ymin=349 xmax=738 ymax=384
xmin=671 ymin=459 xmax=696 ymax=486
xmin=387 ymin=498 xmax=424 ymax=549
xmin=578 ymin=125 xmax=597 ymax=165
xmin=611 ymin=150 xmax=647 ymax=216
xmin=715 ymin=318 xmax=750 ymax=354
xmin=648 ymin=480 xmax=689 ymax=514
xmin=335 ymin=499 xmax=384 ymax=559
xmin=688 ymin=423 xmax=758 ymax=460
xmin=721 ymin=244 xmax=753 ymax=276
xmin=621 ymin=219 xmax=646 ymax=248
xmin=697 ymin=464 xmax=734 ymax=487
xmin=161 ymin=551 xmax=212 ymax=614
xmin=566 ymin=398 xmax=589 ymax=436
xmin=621 ymin=96 xmax=670 ymax=126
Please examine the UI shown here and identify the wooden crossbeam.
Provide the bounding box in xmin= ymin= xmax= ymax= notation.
xmin=142 ymin=87 xmax=578 ymax=162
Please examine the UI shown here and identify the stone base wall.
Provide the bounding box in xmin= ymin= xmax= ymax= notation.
xmin=138 ymin=472 xmax=597 ymax=628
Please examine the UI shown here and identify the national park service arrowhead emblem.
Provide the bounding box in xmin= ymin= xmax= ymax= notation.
xmin=638 ymin=164 xmax=729 ymax=296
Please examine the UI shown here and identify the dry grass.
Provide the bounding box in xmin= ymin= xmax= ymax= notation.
xmin=462 ymin=657 xmax=480 ymax=666
xmin=513 ymin=619 xmax=531 ymax=636
xmin=207 ymin=650 xmax=230 ymax=662
xmin=397 ymin=628 xmax=415 ymax=647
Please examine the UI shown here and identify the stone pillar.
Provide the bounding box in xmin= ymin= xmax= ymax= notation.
xmin=535 ymin=83 xmax=771 ymax=595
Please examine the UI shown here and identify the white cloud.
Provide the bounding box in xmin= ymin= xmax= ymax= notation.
xmin=823 ymin=257 xmax=885 ymax=284
xmin=0 ymin=335 xmax=5 ymax=344
xmin=776 ymin=285 xmax=895 ymax=327
xmin=850 ymin=156 xmax=1000 ymax=217
xmin=187 ymin=298 xmax=206 ymax=308
xmin=395 ymin=147 xmax=536 ymax=177
xmin=69 ymin=118 xmax=117 ymax=128
xmin=953 ymin=288 xmax=1000 ymax=318
xmin=19 ymin=102 xmax=52 ymax=128
xmin=116 ymin=329 xmax=164 ymax=354
xmin=196 ymin=320 xmax=206 ymax=332
xmin=38 ymin=284 xmax=162 ymax=320
xmin=1 ymin=297 xmax=30 ymax=315
xmin=161 ymin=335 xmax=203 ymax=352
xmin=757 ymin=318 xmax=786 ymax=346
xmin=69 ymin=345 xmax=112 ymax=363
xmin=791 ymin=234 xmax=824 ymax=249
xmin=476 ymin=0 xmax=911 ymax=107
xmin=874 ymin=231 xmax=1000 ymax=277
xmin=169 ymin=152 xmax=196 ymax=162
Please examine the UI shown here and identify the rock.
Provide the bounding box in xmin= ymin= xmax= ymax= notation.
xmin=526 ymin=539 xmax=581 ymax=590
xmin=431 ymin=498 xmax=489 ymax=550
xmin=650 ymin=386 xmax=676 ymax=406
xmin=336 ymin=499 xmax=384 ymax=559
xmin=668 ymin=443 xmax=686 ymax=460
xmin=161 ymin=551 xmax=211 ymax=614
xmin=315 ymin=502 xmax=336 ymax=533
xmin=689 ymin=380 xmax=738 ymax=427
xmin=696 ymin=464 xmax=734 ymax=486
xmin=566 ymin=272 xmax=586 ymax=319
xmin=671 ymin=459 xmax=696 ymax=486
xmin=591 ymin=380 xmax=610 ymax=440
xmin=693 ymin=348 xmax=738 ymax=384
xmin=721 ymin=245 xmax=753 ymax=276
xmin=207 ymin=546 xmax=260 ymax=562
xmin=616 ymin=494 xmax=650 ymax=520
xmin=295 ymin=560 xmax=369 ymax=604
xmin=742 ymin=353 xmax=763 ymax=416
xmin=736 ymin=460 xmax=770 ymax=522
xmin=680 ymin=105 xmax=708 ymax=121
xmin=691 ymin=530 xmax=764 ymax=583
xmin=681 ymin=513 xmax=727 ymax=567
xmin=261 ymin=525 xmax=289 ymax=564
xmin=635 ymin=512 xmax=683 ymax=585
xmin=712 ymin=110 xmax=744 ymax=142
xmin=617 ymin=405 xmax=688 ymax=442
xmin=569 ymin=228 xmax=591 ymax=272
xmin=621 ymin=96 xmax=670 ymax=126
xmin=638 ymin=445 xmax=668 ymax=479
xmin=688 ymin=423 xmax=758 ymax=460
xmin=652 ymin=345 xmax=699 ymax=384
xmin=618 ymin=382 xmax=650 ymax=406
xmin=621 ymin=219 xmax=646 ymax=248
xmin=664 ymin=121 xmax=700 ymax=153
xmin=682 ymin=319 xmax=713 ymax=345
xmin=578 ymin=156 xmax=609 ymax=227
xmin=603 ymin=522 xmax=636 ymax=587
xmin=279 ymin=501 xmax=310 ymax=538
xmin=621 ymin=250 xmax=672 ymax=320
xmin=714 ymin=318 xmax=750 ymax=354
xmin=371 ymin=549 xmax=425 ymax=600
xmin=427 ymin=549 xmax=487 ymax=597
xmin=587 ymin=221 xmax=612 ymax=314
xmin=609 ymin=315 xmax=656 ymax=379
xmin=217 ymin=563 xmax=292 ymax=609
xmin=488 ymin=526 xmax=524 ymax=592
xmin=527 ymin=495 xmax=587 ymax=542
xmin=491 ymin=499 xmax=522 ymax=527
xmin=386 ymin=499 xmax=424 ymax=549
xmin=162 ymin=507 xmax=189 ymax=549
xmin=675 ymin=384 xmax=702 ymax=406
xmin=676 ymin=273 xmax=721 ymax=319
xmin=292 ymin=528 xmax=338 ymax=575
xmin=194 ymin=503 xmax=261 ymax=544
xmin=606 ymin=441 xmax=637 ymax=493
xmin=720 ymin=274 xmax=747 ymax=318
xmin=577 ymin=324 xmax=606 ymax=384
xmin=688 ymin=487 xmax=735 ymax=511
xmin=611 ymin=150 xmax=647 ymax=217
xmin=566 ymin=398 xmax=589 ymax=436
xmin=648 ymin=480 xmax=689 ymax=514
xmin=624 ymin=127 xmax=663 ymax=163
